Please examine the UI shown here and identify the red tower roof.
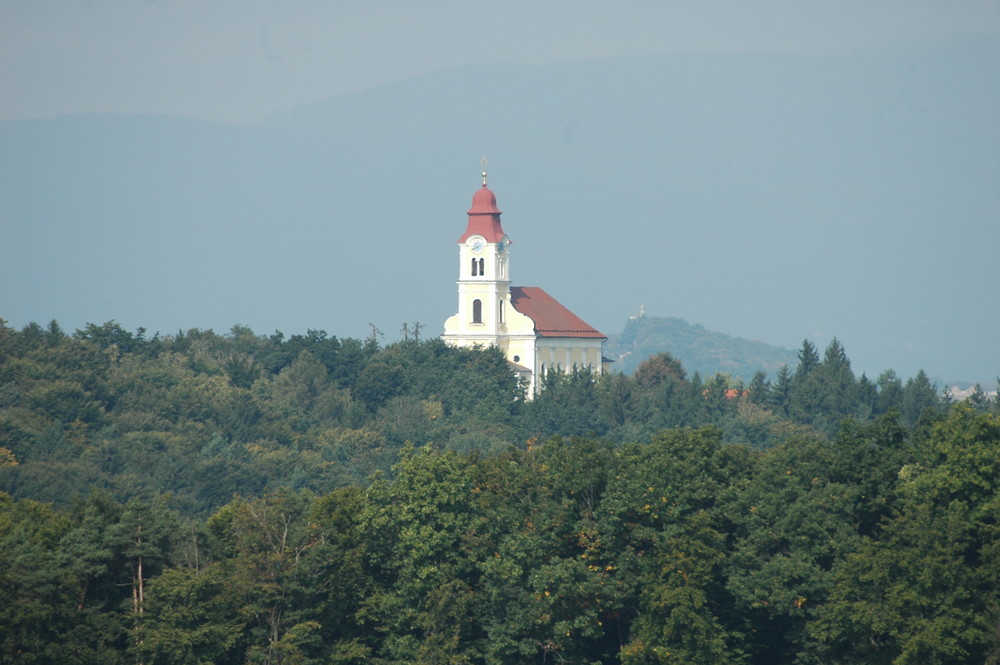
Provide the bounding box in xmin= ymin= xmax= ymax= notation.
xmin=458 ymin=184 xmax=507 ymax=243
xmin=509 ymin=287 xmax=607 ymax=339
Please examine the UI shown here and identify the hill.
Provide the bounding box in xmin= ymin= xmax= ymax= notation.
xmin=2 ymin=35 xmax=998 ymax=382
xmin=606 ymin=314 xmax=798 ymax=381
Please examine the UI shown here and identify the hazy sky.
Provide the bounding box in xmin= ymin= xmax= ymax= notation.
xmin=4 ymin=1 xmax=999 ymax=122
xmin=3 ymin=1 xmax=999 ymax=386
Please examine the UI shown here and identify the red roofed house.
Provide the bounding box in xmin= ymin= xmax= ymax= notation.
xmin=442 ymin=172 xmax=607 ymax=396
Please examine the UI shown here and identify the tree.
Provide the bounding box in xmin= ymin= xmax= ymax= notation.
xmin=814 ymin=405 xmax=1000 ymax=664
xmin=901 ymin=370 xmax=939 ymax=426
xmin=0 ymin=494 xmax=79 ymax=663
xmin=875 ymin=370 xmax=904 ymax=416
xmin=746 ymin=371 xmax=771 ymax=406
xmin=207 ymin=489 xmax=333 ymax=665
xmin=604 ymin=428 xmax=752 ymax=665
xmin=476 ymin=437 xmax=622 ymax=664
xmin=787 ymin=339 xmax=827 ymax=429
xmin=814 ymin=338 xmax=858 ymax=432
xmin=56 ymin=491 xmax=134 ymax=663
xmin=855 ymin=373 xmax=877 ymax=420
xmin=352 ymin=359 xmax=407 ymax=411
xmin=139 ymin=566 xmax=244 ymax=665
xmin=107 ymin=497 xmax=178 ymax=658
xmin=75 ymin=321 xmax=147 ymax=355
xmin=358 ymin=445 xmax=482 ymax=664
xmin=634 ymin=352 xmax=687 ymax=387
xmin=722 ymin=416 xmax=910 ymax=665
xmin=596 ymin=371 xmax=634 ymax=432
xmin=967 ymin=383 xmax=990 ymax=412
xmin=795 ymin=340 xmax=820 ymax=377
xmin=769 ymin=365 xmax=792 ymax=417
xmin=524 ymin=367 xmax=606 ymax=438
xmin=306 ymin=487 xmax=374 ymax=663
xmin=0 ymin=318 xmax=15 ymax=358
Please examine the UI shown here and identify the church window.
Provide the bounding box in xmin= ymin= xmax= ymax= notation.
xmin=471 ymin=258 xmax=478 ymax=276
xmin=472 ymin=299 xmax=482 ymax=324
xmin=478 ymin=258 xmax=485 ymax=275
xmin=499 ymin=299 xmax=505 ymax=323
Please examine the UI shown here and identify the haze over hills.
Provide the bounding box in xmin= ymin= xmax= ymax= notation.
xmin=2 ymin=36 xmax=998 ymax=384
xmin=606 ymin=314 xmax=799 ymax=382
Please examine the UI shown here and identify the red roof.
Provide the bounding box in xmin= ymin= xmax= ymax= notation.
xmin=458 ymin=185 xmax=507 ymax=243
xmin=509 ymin=286 xmax=606 ymax=339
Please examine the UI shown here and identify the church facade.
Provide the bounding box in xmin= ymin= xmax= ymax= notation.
xmin=442 ymin=173 xmax=607 ymax=395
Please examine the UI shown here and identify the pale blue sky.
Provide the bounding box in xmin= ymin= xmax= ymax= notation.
xmin=3 ymin=1 xmax=999 ymax=122
xmin=2 ymin=1 xmax=999 ymax=385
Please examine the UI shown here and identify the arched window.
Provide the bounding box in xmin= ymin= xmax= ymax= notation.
xmin=471 ymin=258 xmax=478 ymax=276
xmin=478 ymin=258 xmax=485 ymax=275
xmin=499 ymin=299 xmax=505 ymax=323
xmin=472 ymin=299 xmax=482 ymax=324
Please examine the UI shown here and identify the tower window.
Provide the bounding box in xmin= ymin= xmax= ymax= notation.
xmin=499 ymin=299 xmax=505 ymax=323
xmin=472 ymin=299 xmax=482 ymax=324
xmin=471 ymin=258 xmax=478 ymax=276
xmin=478 ymin=258 xmax=485 ymax=275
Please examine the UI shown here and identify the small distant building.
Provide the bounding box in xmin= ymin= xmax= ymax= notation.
xmin=442 ymin=171 xmax=607 ymax=395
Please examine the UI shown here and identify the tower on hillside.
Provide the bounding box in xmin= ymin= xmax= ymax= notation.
xmin=442 ymin=170 xmax=607 ymax=395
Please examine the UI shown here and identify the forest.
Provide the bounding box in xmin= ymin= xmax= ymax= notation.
xmin=1 ymin=318 xmax=998 ymax=664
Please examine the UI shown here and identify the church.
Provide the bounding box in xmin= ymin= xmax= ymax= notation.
xmin=442 ymin=171 xmax=608 ymax=395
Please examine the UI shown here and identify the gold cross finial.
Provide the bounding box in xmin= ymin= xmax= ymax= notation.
xmin=480 ymin=155 xmax=489 ymax=186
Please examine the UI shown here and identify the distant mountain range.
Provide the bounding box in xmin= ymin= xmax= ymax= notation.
xmin=2 ymin=35 xmax=998 ymax=383
xmin=606 ymin=315 xmax=798 ymax=381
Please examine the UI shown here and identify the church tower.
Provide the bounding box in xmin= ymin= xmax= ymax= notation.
xmin=443 ymin=169 xmax=607 ymax=396
xmin=451 ymin=169 xmax=511 ymax=342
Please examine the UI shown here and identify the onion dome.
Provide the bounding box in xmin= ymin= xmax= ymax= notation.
xmin=458 ymin=174 xmax=507 ymax=243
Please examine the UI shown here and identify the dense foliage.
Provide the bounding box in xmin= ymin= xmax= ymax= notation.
xmin=1 ymin=318 xmax=998 ymax=664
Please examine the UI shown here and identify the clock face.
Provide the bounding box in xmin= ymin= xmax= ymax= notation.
xmin=497 ymin=237 xmax=507 ymax=254
xmin=469 ymin=238 xmax=485 ymax=254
